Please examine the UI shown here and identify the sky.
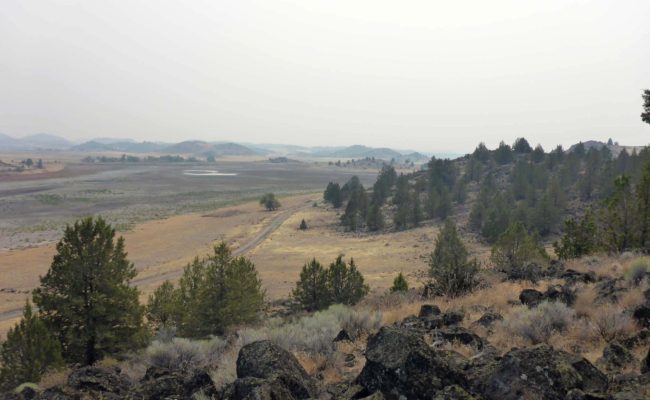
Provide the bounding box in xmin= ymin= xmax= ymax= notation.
xmin=1 ymin=0 xmax=649 ymax=153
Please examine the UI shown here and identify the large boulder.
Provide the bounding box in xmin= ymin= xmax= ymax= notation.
xmin=235 ymin=340 xmax=316 ymax=399
xmin=519 ymin=288 xmax=545 ymax=307
xmin=419 ymin=304 xmax=442 ymax=318
xmin=482 ymin=344 xmax=607 ymax=400
xmin=473 ymin=312 xmax=503 ymax=329
xmin=136 ymin=366 xmax=214 ymax=399
xmin=356 ymin=326 xmax=467 ymax=399
xmin=562 ymin=269 xmax=597 ymax=285
xmin=597 ymin=342 xmax=636 ymax=373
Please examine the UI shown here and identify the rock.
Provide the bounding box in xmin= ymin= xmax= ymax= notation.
xmin=236 ymin=340 xmax=316 ymax=399
xmin=633 ymin=305 xmax=650 ymax=328
xmin=620 ymin=329 xmax=650 ymax=349
xmin=545 ymin=284 xmax=576 ymax=306
xmin=419 ymin=304 xmax=442 ymax=318
xmin=432 ymin=384 xmax=478 ymax=399
xmin=565 ymin=389 xmax=609 ymax=400
xmin=595 ymin=278 xmax=628 ymax=304
xmin=643 ymin=288 xmax=650 ymax=303
xmin=356 ymin=326 xmax=467 ymax=399
xmin=519 ymin=288 xmax=545 ymax=307
xmin=482 ymin=344 xmax=607 ymax=400
xmin=231 ymin=376 xmax=296 ymax=400
xmin=443 ymin=310 xmax=465 ymax=326
xmin=642 ymin=347 xmax=650 ymax=374
xmin=67 ymin=366 xmax=131 ymax=396
xmin=434 ymin=327 xmax=485 ymax=350
xmin=545 ymin=259 xmax=566 ymax=278
xmin=562 ymin=269 xmax=597 ymax=285
xmin=334 ymin=329 xmax=352 ymax=342
xmin=597 ymin=342 xmax=636 ymax=372
xmin=474 ymin=312 xmax=503 ymax=328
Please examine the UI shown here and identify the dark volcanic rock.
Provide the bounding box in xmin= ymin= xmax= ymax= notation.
xmin=67 ymin=366 xmax=131 ymax=396
xmin=443 ymin=310 xmax=465 ymax=326
xmin=642 ymin=347 xmax=650 ymax=374
xmin=595 ymin=278 xmax=628 ymax=304
xmin=519 ymin=288 xmax=545 ymax=307
xmin=562 ymin=269 xmax=597 ymax=285
xmin=545 ymin=284 xmax=576 ymax=306
xmin=473 ymin=312 xmax=503 ymax=329
xmin=356 ymin=326 xmax=467 ymax=399
xmin=432 ymin=384 xmax=479 ymax=399
xmin=620 ymin=329 xmax=650 ymax=349
xmin=236 ymin=340 xmax=316 ymax=399
xmin=633 ymin=304 xmax=650 ymax=328
xmin=597 ymin=342 xmax=636 ymax=372
xmin=419 ymin=304 xmax=442 ymax=318
xmin=334 ymin=329 xmax=352 ymax=342
xmin=482 ymin=344 xmax=607 ymax=400
xmin=434 ymin=327 xmax=485 ymax=350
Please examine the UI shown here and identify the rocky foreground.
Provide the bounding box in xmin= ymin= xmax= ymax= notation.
xmin=9 ymin=296 xmax=650 ymax=400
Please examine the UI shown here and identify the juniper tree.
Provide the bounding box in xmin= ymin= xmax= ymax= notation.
xmin=366 ymin=203 xmax=385 ymax=231
xmin=299 ymin=219 xmax=308 ymax=230
xmin=146 ymin=281 xmax=179 ymax=332
xmin=491 ymin=222 xmax=549 ymax=281
xmin=260 ymin=193 xmax=281 ymax=211
xmin=638 ymin=163 xmax=650 ymax=251
xmin=292 ymin=258 xmax=330 ymax=311
xmin=32 ymin=217 xmax=146 ymax=365
xmin=390 ymin=272 xmax=409 ymax=293
xmin=553 ymin=209 xmax=598 ymax=260
xmin=602 ymin=175 xmax=635 ymax=252
xmin=429 ymin=220 xmax=480 ymax=297
xmin=327 ymin=257 xmax=369 ymax=306
xmin=642 ymin=89 xmax=650 ymax=125
xmin=0 ymin=302 xmax=63 ymax=391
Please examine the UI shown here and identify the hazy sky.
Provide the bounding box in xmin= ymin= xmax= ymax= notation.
xmin=1 ymin=1 xmax=649 ymax=152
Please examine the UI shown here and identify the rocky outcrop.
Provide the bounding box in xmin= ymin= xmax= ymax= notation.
xmin=229 ymin=340 xmax=316 ymax=400
xmin=482 ymin=344 xmax=607 ymax=400
xmin=356 ymin=326 xmax=468 ymax=399
xmin=597 ymin=342 xmax=636 ymax=373
xmin=519 ymin=288 xmax=545 ymax=307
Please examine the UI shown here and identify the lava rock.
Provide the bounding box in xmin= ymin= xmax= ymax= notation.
xmin=67 ymin=366 xmax=131 ymax=397
xmin=597 ymin=342 xmax=636 ymax=372
xmin=236 ymin=340 xmax=316 ymax=399
xmin=356 ymin=326 xmax=467 ymax=399
xmin=482 ymin=344 xmax=607 ymax=400
xmin=519 ymin=288 xmax=545 ymax=307
xmin=545 ymin=284 xmax=576 ymax=306
xmin=442 ymin=310 xmax=465 ymax=326
xmin=633 ymin=304 xmax=650 ymax=328
xmin=334 ymin=329 xmax=352 ymax=342
xmin=474 ymin=312 xmax=504 ymax=329
xmin=562 ymin=269 xmax=597 ymax=285
xmin=419 ymin=304 xmax=442 ymax=318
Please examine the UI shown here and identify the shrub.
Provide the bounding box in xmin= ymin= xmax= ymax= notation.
xmin=502 ymin=301 xmax=575 ymax=344
xmin=144 ymin=336 xmax=228 ymax=371
xmin=491 ymin=222 xmax=549 ymax=282
xmin=625 ymin=257 xmax=650 ymax=286
xmin=591 ymin=304 xmax=636 ymax=341
xmin=259 ymin=193 xmax=280 ymax=211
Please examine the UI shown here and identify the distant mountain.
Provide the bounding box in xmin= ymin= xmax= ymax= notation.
xmin=0 ymin=133 xmax=72 ymax=150
xmin=164 ymin=141 xmax=259 ymax=157
xmin=71 ymin=141 xmax=113 ymax=152
xmin=569 ymin=140 xmax=645 ymax=157
xmin=312 ymin=145 xmax=404 ymax=160
xmin=91 ymin=137 xmax=137 ymax=145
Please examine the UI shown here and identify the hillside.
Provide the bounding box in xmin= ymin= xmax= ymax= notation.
xmin=0 ymin=133 xmax=72 ymax=150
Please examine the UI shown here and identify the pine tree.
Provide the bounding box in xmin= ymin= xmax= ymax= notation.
xmin=429 ymin=220 xmax=480 ymax=297
xmin=324 ymin=182 xmax=343 ymax=208
xmin=412 ymin=192 xmax=423 ymax=226
xmin=292 ymin=259 xmax=330 ymax=311
xmin=436 ymin=187 xmax=452 ymax=219
xmin=642 ymin=89 xmax=650 ymax=125
xmin=33 ymin=217 xmax=146 ymax=365
xmin=491 ymin=222 xmax=549 ymax=281
xmin=602 ymin=175 xmax=636 ymax=252
xmin=0 ymin=302 xmax=63 ymax=391
xmin=299 ymin=219 xmax=308 ymax=230
xmin=146 ymin=281 xmax=178 ymax=332
xmin=493 ymin=141 xmax=513 ymax=164
xmin=327 ymin=257 xmax=369 ymax=306
xmin=366 ymin=203 xmax=385 ymax=231
xmin=553 ymin=209 xmax=598 ymax=260
xmin=390 ymin=272 xmax=409 ymax=293
xmin=637 ymin=163 xmax=650 ymax=251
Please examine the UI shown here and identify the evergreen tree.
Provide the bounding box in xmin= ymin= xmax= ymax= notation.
xmin=0 ymin=302 xmax=63 ymax=391
xmin=491 ymin=222 xmax=549 ymax=281
xmin=531 ymin=192 xmax=559 ymax=236
xmin=642 ymin=89 xmax=650 ymax=125
xmin=426 ymin=188 xmax=439 ymax=219
xmin=637 ymin=163 xmax=650 ymax=251
xmin=327 ymin=257 xmax=369 ymax=305
xmin=472 ymin=142 xmax=491 ymax=162
xmin=394 ymin=199 xmax=411 ymax=230
xmin=324 ymin=182 xmax=343 ymax=208
xmin=33 ymin=217 xmax=146 ymax=365
xmin=553 ymin=209 xmax=598 ymax=260
xmin=292 ymin=259 xmax=330 ymax=311
xmin=493 ymin=141 xmax=514 ymax=164
xmin=390 ymin=272 xmax=409 ymax=293
xmin=436 ymin=187 xmax=453 ymax=219
xmin=146 ymin=281 xmax=178 ymax=332
xmin=530 ymin=144 xmax=545 ymax=163
xmin=602 ymin=175 xmax=636 ymax=252
xmin=513 ymin=137 xmax=533 ymax=153
xmin=366 ymin=203 xmax=385 ymax=231
xmin=452 ymin=179 xmax=467 ymax=204
xmin=393 ymin=174 xmax=410 ymax=206
xmin=260 ymin=193 xmax=281 ymax=211
xmin=412 ymin=192 xmax=423 ymax=226
xmin=299 ymin=219 xmax=308 ymax=230
xmin=372 ymin=165 xmax=397 ymax=205
xmin=429 ymin=220 xmax=480 ymax=297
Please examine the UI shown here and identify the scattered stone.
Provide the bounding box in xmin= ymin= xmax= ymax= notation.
xmin=562 ymin=269 xmax=597 ymax=285
xmin=442 ymin=310 xmax=464 ymax=326
xmin=419 ymin=304 xmax=442 ymax=318
xmin=519 ymin=288 xmax=545 ymax=307
xmin=334 ymin=329 xmax=352 ymax=342
xmin=473 ymin=312 xmax=503 ymax=328
xmin=597 ymin=342 xmax=636 ymax=372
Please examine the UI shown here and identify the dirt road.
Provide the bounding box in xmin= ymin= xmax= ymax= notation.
xmin=0 ymin=199 xmax=313 ymax=324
